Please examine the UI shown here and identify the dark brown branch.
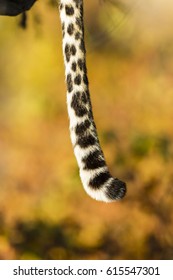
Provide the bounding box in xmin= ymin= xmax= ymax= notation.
xmin=0 ymin=0 xmax=37 ymax=16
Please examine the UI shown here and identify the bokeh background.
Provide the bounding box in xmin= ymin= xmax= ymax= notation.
xmin=0 ymin=0 xmax=173 ymax=260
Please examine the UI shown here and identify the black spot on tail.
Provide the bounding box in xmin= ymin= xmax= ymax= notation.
xmin=89 ymin=171 xmax=111 ymax=189
xmin=71 ymin=45 xmax=77 ymax=56
xmin=71 ymin=62 xmax=77 ymax=72
xmin=75 ymin=32 xmax=80 ymax=40
xmin=74 ymin=74 xmax=82 ymax=85
xmin=67 ymin=74 xmax=73 ymax=93
xmin=67 ymin=23 xmax=74 ymax=35
xmin=77 ymin=59 xmax=85 ymax=71
xmin=76 ymin=17 xmax=83 ymax=31
xmin=65 ymin=5 xmax=74 ymax=16
xmin=83 ymin=150 xmax=106 ymax=170
xmin=64 ymin=44 xmax=70 ymax=62
xmin=71 ymin=93 xmax=88 ymax=117
xmin=77 ymin=134 xmax=96 ymax=148
xmin=75 ymin=120 xmax=91 ymax=135
xmin=106 ymin=179 xmax=126 ymax=200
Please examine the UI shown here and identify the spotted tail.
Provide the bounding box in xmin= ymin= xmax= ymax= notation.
xmin=58 ymin=0 xmax=126 ymax=202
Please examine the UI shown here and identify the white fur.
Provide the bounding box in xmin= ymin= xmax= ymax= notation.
xmin=59 ymin=0 xmax=126 ymax=202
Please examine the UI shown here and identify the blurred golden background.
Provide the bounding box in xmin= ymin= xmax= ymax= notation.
xmin=0 ymin=0 xmax=173 ymax=259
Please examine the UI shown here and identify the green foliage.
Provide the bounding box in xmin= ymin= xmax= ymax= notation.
xmin=131 ymin=134 xmax=171 ymax=160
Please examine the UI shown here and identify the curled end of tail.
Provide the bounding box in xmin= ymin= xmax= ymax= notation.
xmin=81 ymin=171 xmax=127 ymax=203
xmin=105 ymin=178 xmax=126 ymax=201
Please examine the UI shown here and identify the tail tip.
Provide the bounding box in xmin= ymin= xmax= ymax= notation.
xmin=106 ymin=178 xmax=126 ymax=201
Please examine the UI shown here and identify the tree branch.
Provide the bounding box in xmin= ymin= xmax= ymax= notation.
xmin=0 ymin=0 xmax=37 ymax=16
